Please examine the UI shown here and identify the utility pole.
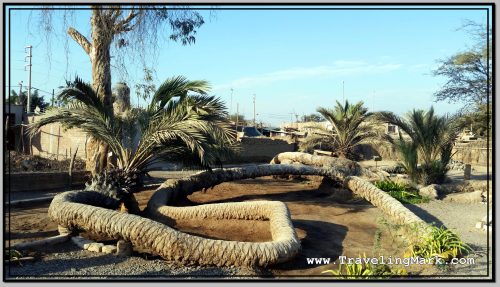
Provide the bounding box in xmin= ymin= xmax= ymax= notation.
xmin=51 ymin=89 xmax=55 ymax=107
xmin=253 ymin=94 xmax=256 ymax=127
xmin=236 ymin=103 xmax=239 ymax=133
xmin=230 ymin=88 xmax=233 ymax=116
xmin=25 ymin=45 xmax=32 ymax=113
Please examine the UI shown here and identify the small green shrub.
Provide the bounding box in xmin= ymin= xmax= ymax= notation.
xmin=419 ymin=161 xmax=450 ymax=185
xmin=406 ymin=225 xmax=472 ymax=263
xmin=374 ymin=180 xmax=430 ymax=204
xmin=5 ymin=248 xmax=22 ymax=260
xmin=322 ymin=254 xmax=408 ymax=279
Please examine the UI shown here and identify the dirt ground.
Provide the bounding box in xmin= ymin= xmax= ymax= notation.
xmin=6 ymin=151 xmax=86 ymax=172
xmin=6 ymin=176 xmax=416 ymax=277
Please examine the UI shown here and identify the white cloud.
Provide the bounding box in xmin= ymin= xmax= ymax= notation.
xmin=213 ymin=60 xmax=403 ymax=91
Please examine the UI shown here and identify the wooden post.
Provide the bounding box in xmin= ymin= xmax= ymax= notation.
xmin=56 ymin=126 xmax=60 ymax=160
xmin=68 ymin=146 xmax=79 ymax=187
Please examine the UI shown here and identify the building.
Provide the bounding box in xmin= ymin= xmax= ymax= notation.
xmin=4 ymin=104 xmax=25 ymax=150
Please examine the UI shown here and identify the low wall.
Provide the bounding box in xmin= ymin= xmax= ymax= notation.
xmin=6 ymin=171 xmax=90 ymax=192
xmin=27 ymin=116 xmax=88 ymax=160
xmin=354 ymin=140 xmax=492 ymax=166
xmin=234 ymin=137 xmax=296 ymax=163
xmin=452 ymin=141 xmax=492 ymax=166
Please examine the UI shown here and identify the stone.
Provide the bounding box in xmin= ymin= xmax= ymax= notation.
xmin=419 ymin=184 xmax=440 ymax=199
xmin=87 ymin=243 xmax=104 ymax=252
xmin=57 ymin=225 xmax=74 ymax=235
xmin=443 ymin=190 xmax=483 ymax=203
xmin=476 ymin=221 xmax=484 ymax=229
xmin=102 ymin=245 xmax=117 ymax=254
xmin=71 ymin=236 xmax=94 ymax=249
xmin=116 ymin=240 xmax=133 ymax=256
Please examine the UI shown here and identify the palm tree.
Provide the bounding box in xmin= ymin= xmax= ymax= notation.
xmin=299 ymin=100 xmax=377 ymax=160
xmin=28 ymin=76 xmax=236 ymax=212
xmin=375 ymin=107 xmax=461 ymax=185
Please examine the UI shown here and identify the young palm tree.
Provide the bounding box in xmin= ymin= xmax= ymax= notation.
xmin=299 ymin=100 xmax=377 ymax=160
xmin=28 ymin=76 xmax=236 ymax=211
xmin=375 ymin=107 xmax=461 ymax=185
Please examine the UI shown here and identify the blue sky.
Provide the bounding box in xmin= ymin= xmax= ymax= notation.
xmin=6 ymin=5 xmax=491 ymax=127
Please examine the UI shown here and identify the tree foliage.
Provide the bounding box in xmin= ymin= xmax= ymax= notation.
xmin=8 ymin=89 xmax=49 ymax=112
xmin=432 ymin=20 xmax=492 ymax=139
xmin=299 ymin=100 xmax=377 ymax=159
xmin=432 ymin=20 xmax=491 ymax=106
xmin=375 ymin=107 xmax=463 ymax=185
xmin=28 ymin=76 xmax=236 ymax=199
xmin=134 ymin=68 xmax=157 ymax=107
xmin=301 ymin=113 xmax=324 ymax=122
xmin=37 ymin=6 xmax=206 ymax=84
xmin=35 ymin=5 xmax=207 ymax=174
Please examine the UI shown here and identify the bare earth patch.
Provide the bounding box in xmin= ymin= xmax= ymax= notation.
xmin=8 ymin=176 xmax=490 ymax=278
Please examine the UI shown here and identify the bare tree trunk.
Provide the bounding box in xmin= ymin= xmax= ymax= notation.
xmin=80 ymin=9 xmax=114 ymax=175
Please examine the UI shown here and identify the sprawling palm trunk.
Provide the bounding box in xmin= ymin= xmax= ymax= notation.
xmin=48 ymin=153 xmax=431 ymax=267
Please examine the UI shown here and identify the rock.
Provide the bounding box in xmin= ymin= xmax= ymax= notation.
xmin=476 ymin=221 xmax=484 ymax=229
xmin=86 ymin=243 xmax=104 ymax=252
xmin=102 ymin=245 xmax=117 ymax=254
xmin=58 ymin=225 xmax=74 ymax=235
xmin=71 ymin=236 xmax=95 ymax=249
xmin=443 ymin=190 xmax=483 ymax=203
xmin=116 ymin=240 xmax=133 ymax=256
xmin=419 ymin=184 xmax=440 ymax=199
xmin=21 ymin=160 xmax=33 ymax=170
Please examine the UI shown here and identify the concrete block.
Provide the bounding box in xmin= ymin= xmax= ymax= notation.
xmin=87 ymin=243 xmax=104 ymax=252
xmin=102 ymin=245 xmax=117 ymax=254
xmin=71 ymin=236 xmax=94 ymax=249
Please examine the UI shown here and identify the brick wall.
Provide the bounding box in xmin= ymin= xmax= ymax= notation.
xmin=354 ymin=140 xmax=492 ymax=166
xmin=27 ymin=116 xmax=88 ymax=160
xmin=234 ymin=137 xmax=296 ymax=163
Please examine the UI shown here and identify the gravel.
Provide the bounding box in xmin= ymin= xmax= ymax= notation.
xmin=407 ymin=200 xmax=492 ymax=278
xmin=5 ymin=243 xmax=260 ymax=280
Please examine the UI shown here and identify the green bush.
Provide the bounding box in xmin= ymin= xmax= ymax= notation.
xmin=406 ymin=225 xmax=472 ymax=263
xmin=374 ymin=180 xmax=430 ymax=204
xmin=5 ymin=248 xmax=22 ymax=260
xmin=322 ymin=254 xmax=408 ymax=279
xmin=419 ymin=160 xmax=450 ymax=185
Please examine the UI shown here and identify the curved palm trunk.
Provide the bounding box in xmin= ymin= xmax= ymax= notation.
xmin=344 ymin=177 xmax=430 ymax=226
xmin=48 ymin=153 xmax=429 ymax=267
xmin=270 ymin=152 xmax=380 ymax=179
xmin=49 ymin=190 xmax=300 ymax=267
xmin=146 ymin=164 xmax=341 ymax=212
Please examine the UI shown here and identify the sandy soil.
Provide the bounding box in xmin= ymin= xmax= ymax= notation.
xmin=5 ymin=176 xmax=406 ymax=277
xmin=5 ymin=174 xmax=491 ymax=278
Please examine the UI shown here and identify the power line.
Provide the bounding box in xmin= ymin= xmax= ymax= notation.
xmin=4 ymin=85 xmax=53 ymax=96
